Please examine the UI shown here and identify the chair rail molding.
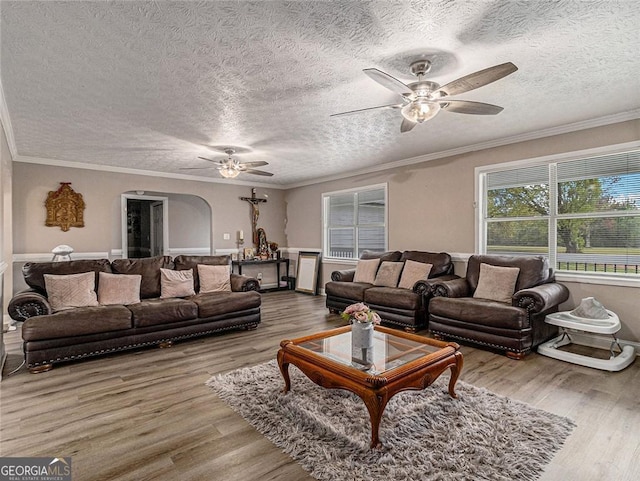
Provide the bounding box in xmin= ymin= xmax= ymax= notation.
xmin=13 ymin=252 xmax=110 ymax=263
xmin=168 ymin=247 xmax=212 ymax=256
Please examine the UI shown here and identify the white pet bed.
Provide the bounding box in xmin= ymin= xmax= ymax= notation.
xmin=538 ymin=304 xmax=635 ymax=372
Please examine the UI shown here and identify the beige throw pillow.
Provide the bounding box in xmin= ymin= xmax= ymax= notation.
xmin=198 ymin=264 xmax=231 ymax=293
xmin=398 ymin=260 xmax=433 ymax=289
xmin=160 ymin=268 xmax=195 ymax=298
xmin=98 ymin=272 xmax=141 ymax=305
xmin=353 ymin=258 xmax=381 ymax=284
xmin=44 ymin=271 xmax=99 ymax=312
xmin=373 ymin=261 xmax=404 ymax=287
xmin=473 ymin=263 xmax=521 ymax=303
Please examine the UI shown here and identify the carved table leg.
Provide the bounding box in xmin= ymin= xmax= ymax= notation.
xmin=277 ymin=350 xmax=291 ymax=394
xmin=360 ymin=391 xmax=390 ymax=449
xmin=447 ymin=351 xmax=464 ymax=398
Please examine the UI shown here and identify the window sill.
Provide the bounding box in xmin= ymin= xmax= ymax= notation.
xmin=323 ymin=257 xmax=358 ymax=266
xmin=556 ymin=271 xmax=640 ymax=288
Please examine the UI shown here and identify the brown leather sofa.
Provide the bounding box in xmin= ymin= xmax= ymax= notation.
xmin=428 ymin=254 xmax=569 ymax=359
xmin=9 ymin=255 xmax=261 ymax=373
xmin=325 ymin=250 xmax=457 ymax=332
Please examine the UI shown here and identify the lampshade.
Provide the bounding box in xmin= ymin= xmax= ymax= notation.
xmin=401 ymin=99 xmax=441 ymax=124
xmin=219 ymin=165 xmax=240 ymax=178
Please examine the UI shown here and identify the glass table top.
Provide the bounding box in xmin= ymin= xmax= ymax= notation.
xmin=296 ymin=328 xmax=444 ymax=375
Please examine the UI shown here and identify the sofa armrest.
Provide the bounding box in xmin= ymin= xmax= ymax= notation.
xmin=513 ymin=282 xmax=570 ymax=313
xmin=331 ymin=269 xmax=355 ymax=282
xmin=230 ymin=273 xmax=261 ymax=292
xmin=431 ymin=277 xmax=470 ymax=298
xmin=8 ymin=289 xmax=52 ymax=321
xmin=413 ymin=274 xmax=460 ymax=297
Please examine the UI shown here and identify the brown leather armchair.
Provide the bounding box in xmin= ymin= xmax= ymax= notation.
xmin=428 ymin=255 xmax=569 ymax=359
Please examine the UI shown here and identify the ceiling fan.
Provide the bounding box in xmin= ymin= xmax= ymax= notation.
xmin=332 ymin=59 xmax=518 ymax=132
xmin=181 ymin=148 xmax=273 ymax=178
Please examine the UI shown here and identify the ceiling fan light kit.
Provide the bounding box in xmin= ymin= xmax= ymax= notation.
xmin=181 ymin=147 xmax=273 ymax=178
xmin=333 ymin=57 xmax=518 ymax=133
xmin=219 ymin=164 xmax=241 ymax=178
xmin=401 ymin=98 xmax=440 ymax=123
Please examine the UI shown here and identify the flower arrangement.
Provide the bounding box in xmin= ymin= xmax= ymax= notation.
xmin=341 ymin=302 xmax=381 ymax=324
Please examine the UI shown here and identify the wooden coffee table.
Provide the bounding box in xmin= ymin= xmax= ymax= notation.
xmin=277 ymin=325 xmax=463 ymax=449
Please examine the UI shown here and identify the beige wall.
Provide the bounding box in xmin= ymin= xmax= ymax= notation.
xmin=1 ymin=119 xmax=12 ymax=275
xmin=12 ymin=163 xmax=287 ymax=289
xmin=164 ymin=193 xmax=211 ymax=249
xmin=1 ymin=118 xmax=12 ymax=365
xmin=285 ymin=119 xmax=640 ymax=341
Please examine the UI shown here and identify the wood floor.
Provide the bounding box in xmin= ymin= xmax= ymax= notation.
xmin=1 ymin=291 xmax=639 ymax=481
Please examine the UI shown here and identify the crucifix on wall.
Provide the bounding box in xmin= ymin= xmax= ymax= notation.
xmin=240 ymin=188 xmax=267 ymax=246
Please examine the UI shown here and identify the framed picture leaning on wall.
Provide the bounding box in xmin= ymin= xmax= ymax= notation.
xmin=295 ymin=251 xmax=321 ymax=295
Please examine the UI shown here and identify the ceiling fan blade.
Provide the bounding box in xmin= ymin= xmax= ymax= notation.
xmin=197 ymin=156 xmax=224 ymax=165
xmin=240 ymin=161 xmax=269 ymax=167
xmin=363 ymin=68 xmax=413 ymax=96
xmin=244 ymin=169 xmax=274 ymax=177
xmin=437 ymin=62 xmax=518 ymax=97
xmin=400 ymin=118 xmax=417 ymax=133
xmin=331 ymin=103 xmax=403 ymax=117
xmin=440 ymin=100 xmax=504 ymax=115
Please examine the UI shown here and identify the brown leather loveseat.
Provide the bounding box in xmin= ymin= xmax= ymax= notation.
xmin=325 ymin=250 xmax=456 ymax=332
xmin=428 ymin=254 xmax=569 ymax=359
xmin=9 ymin=255 xmax=261 ymax=373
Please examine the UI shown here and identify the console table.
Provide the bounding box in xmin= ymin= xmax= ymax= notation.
xmin=232 ymin=258 xmax=290 ymax=292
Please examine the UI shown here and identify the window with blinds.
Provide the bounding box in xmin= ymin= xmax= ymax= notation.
xmin=481 ymin=149 xmax=640 ymax=277
xmin=323 ymin=185 xmax=387 ymax=259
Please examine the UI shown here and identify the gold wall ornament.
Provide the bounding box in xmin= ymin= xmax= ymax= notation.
xmin=45 ymin=182 xmax=85 ymax=232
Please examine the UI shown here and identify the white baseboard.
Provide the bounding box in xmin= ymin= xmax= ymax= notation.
xmin=111 ymin=248 xmax=215 ymax=258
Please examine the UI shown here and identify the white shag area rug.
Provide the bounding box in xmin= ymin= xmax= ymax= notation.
xmin=206 ymin=360 xmax=575 ymax=481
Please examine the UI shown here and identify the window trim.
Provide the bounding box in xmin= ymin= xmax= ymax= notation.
xmin=475 ymin=140 xmax=640 ymax=287
xmin=322 ymin=183 xmax=388 ymax=261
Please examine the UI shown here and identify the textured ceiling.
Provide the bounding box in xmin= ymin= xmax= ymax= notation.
xmin=1 ymin=1 xmax=639 ymax=187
